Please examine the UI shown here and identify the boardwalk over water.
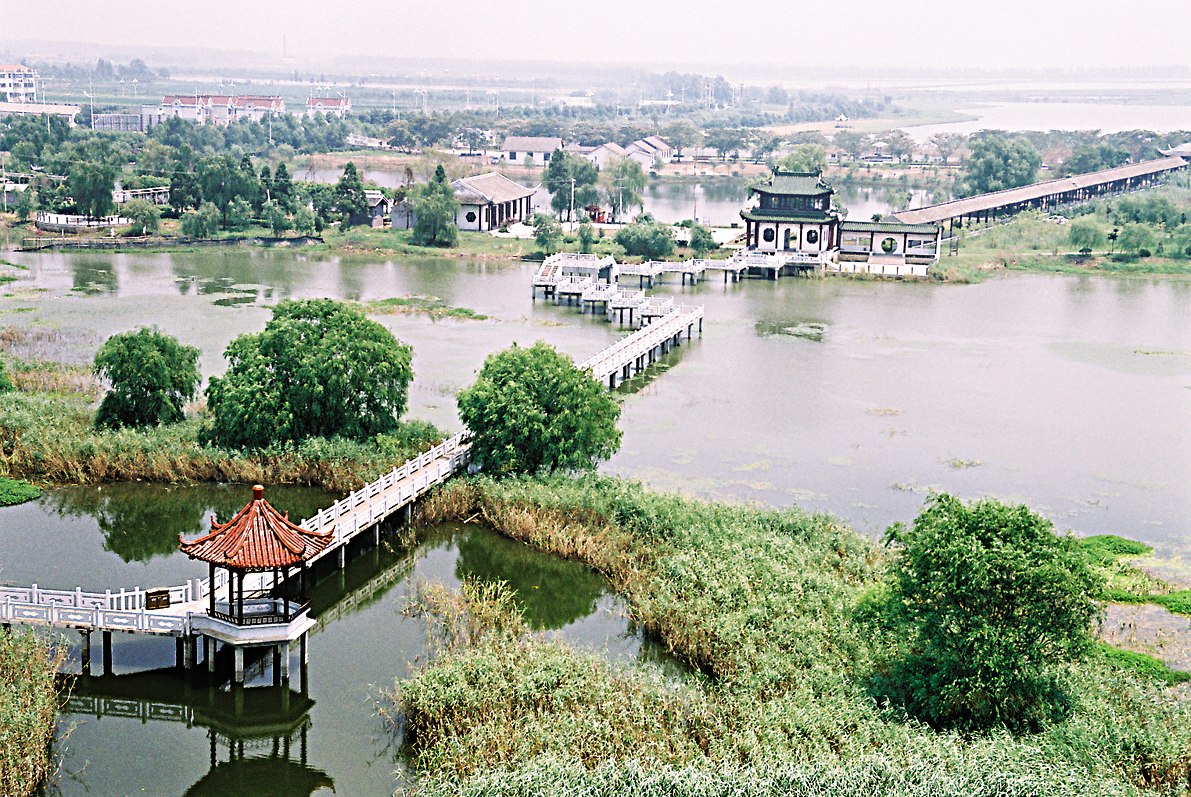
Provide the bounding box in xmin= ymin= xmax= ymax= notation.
xmin=2 ymin=261 xmax=706 ymax=648
xmin=0 ymin=434 xmax=470 ymax=641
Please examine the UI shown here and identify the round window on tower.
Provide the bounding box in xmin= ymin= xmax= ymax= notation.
xmin=762 ymin=228 xmax=776 ymax=242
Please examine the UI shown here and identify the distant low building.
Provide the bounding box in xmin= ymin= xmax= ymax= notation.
xmin=586 ymin=142 xmax=627 ymax=169
xmin=306 ymin=96 xmax=351 ymax=118
xmin=0 ymin=64 xmax=36 ymax=103
xmin=0 ymin=100 xmax=80 ymax=124
xmin=500 ymin=136 xmax=561 ymax=166
xmin=624 ymin=136 xmax=673 ymax=168
xmin=451 ymin=172 xmax=535 ymax=231
xmin=364 ymin=189 xmax=390 ymax=228
xmin=148 ymin=95 xmax=286 ymax=127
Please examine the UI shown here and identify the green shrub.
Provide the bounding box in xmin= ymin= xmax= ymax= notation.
xmin=870 ymin=494 xmax=1103 ymax=732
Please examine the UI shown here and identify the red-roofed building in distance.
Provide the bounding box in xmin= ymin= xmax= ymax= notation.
xmin=306 ymin=96 xmax=350 ymax=118
xmin=0 ymin=64 xmax=36 ymax=103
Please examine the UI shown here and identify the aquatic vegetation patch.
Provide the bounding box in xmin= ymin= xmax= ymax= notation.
xmin=365 ymin=296 xmax=488 ymax=321
xmin=0 ymin=391 xmax=447 ymax=492
xmin=0 ymin=630 xmax=64 ymax=797
xmin=399 ymin=476 xmax=1191 ymax=795
xmin=0 ymin=477 xmax=40 ymax=506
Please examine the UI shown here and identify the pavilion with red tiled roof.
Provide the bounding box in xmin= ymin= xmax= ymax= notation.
xmin=180 ymin=485 xmax=333 ymax=627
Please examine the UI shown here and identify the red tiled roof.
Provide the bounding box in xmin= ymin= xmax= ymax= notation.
xmin=306 ymin=97 xmax=349 ymax=108
xmin=179 ymin=485 xmax=333 ymax=570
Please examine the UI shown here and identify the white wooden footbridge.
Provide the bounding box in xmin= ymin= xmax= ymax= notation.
xmin=0 ymin=257 xmax=706 ymax=667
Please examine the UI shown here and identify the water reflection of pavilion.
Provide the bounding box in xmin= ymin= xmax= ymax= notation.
xmin=65 ymin=671 xmax=333 ymax=796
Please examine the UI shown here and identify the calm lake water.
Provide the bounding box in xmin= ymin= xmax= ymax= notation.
xmin=907 ymin=100 xmax=1191 ymax=141
xmin=1 ymin=248 xmax=1190 ymax=795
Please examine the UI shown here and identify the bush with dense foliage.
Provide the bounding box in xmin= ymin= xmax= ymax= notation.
xmin=615 ymin=219 xmax=675 ymax=259
xmin=456 ymin=342 xmax=621 ymax=475
xmin=868 ymin=493 xmax=1102 ymax=731
xmin=203 ymin=299 xmax=413 ymax=449
xmin=93 ymin=327 xmax=200 ymax=430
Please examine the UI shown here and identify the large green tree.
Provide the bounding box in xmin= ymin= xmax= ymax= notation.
xmin=93 ymin=327 xmax=200 ymax=430
xmin=961 ymin=135 xmax=1042 ymax=196
xmin=203 ymin=299 xmax=413 ymax=449
xmin=69 ymin=161 xmax=116 ymax=219
xmin=457 ymin=342 xmax=621 ymax=475
xmin=615 ymin=218 xmax=675 ymax=259
xmin=543 ymin=150 xmax=599 ymax=222
xmin=411 ymin=165 xmax=460 ymax=247
xmin=336 ymin=161 xmax=369 ymax=226
xmin=870 ymin=493 xmax=1101 ymax=732
xmin=599 ymin=157 xmax=646 ymax=222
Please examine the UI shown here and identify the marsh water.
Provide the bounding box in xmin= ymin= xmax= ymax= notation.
xmin=1 ymin=248 xmax=1190 ymax=795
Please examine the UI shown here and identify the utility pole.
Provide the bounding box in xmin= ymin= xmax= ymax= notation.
xmin=570 ymin=177 xmax=575 ymax=226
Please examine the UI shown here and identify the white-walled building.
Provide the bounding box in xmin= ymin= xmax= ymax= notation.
xmin=0 ymin=65 xmax=36 ymax=103
xmin=586 ymin=142 xmax=627 ymax=169
xmin=306 ymin=96 xmax=351 ymax=118
xmin=451 ymin=172 xmax=535 ymax=231
xmin=150 ymin=95 xmax=286 ymax=127
xmin=500 ymin=136 xmax=562 ymax=165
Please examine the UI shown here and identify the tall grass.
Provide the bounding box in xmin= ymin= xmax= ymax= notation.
xmin=0 ymin=391 xmax=446 ymax=492
xmin=0 ymin=630 xmax=64 ymax=797
xmin=397 ymin=475 xmax=1191 ymax=796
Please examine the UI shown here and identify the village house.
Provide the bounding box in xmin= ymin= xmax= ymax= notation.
xmin=451 ymin=172 xmax=535 ymax=231
xmin=363 ymin=189 xmax=390 ymax=228
xmin=624 ymin=136 xmax=673 ymax=167
xmin=586 ymin=142 xmax=627 ymax=169
xmin=306 ymin=96 xmax=351 ymax=118
xmin=500 ymin=136 xmax=562 ymax=165
xmin=149 ymin=95 xmax=286 ymax=127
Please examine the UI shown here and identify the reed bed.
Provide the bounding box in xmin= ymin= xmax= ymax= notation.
xmin=397 ymin=475 xmax=1191 ymax=796
xmin=0 ymin=391 xmax=446 ymax=492
xmin=0 ymin=630 xmax=65 ymax=797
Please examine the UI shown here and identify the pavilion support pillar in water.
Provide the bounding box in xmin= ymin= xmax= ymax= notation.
xmin=233 ymin=646 xmax=244 ymax=684
xmin=206 ymin=636 xmax=217 ymax=673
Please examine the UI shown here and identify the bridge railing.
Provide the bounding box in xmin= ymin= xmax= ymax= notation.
xmin=1 ymin=596 xmax=187 ymax=634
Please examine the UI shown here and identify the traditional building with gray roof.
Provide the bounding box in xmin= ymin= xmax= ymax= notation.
xmin=451 ymin=172 xmax=536 ymax=231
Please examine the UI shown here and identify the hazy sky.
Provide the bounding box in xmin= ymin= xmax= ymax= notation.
xmin=6 ymin=0 xmax=1191 ymax=73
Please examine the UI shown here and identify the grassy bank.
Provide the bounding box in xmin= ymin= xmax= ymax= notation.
xmin=0 ymin=630 xmax=63 ymax=797
xmin=0 ymin=391 xmax=446 ymax=493
xmin=390 ymin=475 xmax=1191 ymax=796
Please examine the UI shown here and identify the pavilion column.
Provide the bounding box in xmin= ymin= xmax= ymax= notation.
xmin=209 ymin=563 xmax=216 ymax=616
